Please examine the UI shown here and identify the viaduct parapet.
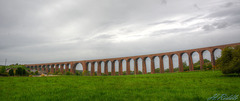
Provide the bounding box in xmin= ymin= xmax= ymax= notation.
xmin=25 ymin=42 xmax=240 ymax=76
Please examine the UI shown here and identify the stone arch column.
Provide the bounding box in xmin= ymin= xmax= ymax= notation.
xmin=51 ymin=64 xmax=54 ymax=73
xmin=142 ymin=58 xmax=147 ymax=74
xmin=126 ymin=59 xmax=130 ymax=75
xmin=81 ymin=62 xmax=87 ymax=73
xmin=209 ymin=49 xmax=216 ymax=68
xmin=119 ymin=60 xmax=123 ymax=75
xmin=151 ymin=57 xmax=155 ymax=74
xmin=41 ymin=65 xmax=45 ymax=71
xmin=55 ymin=64 xmax=59 ymax=72
xmin=198 ymin=50 xmax=204 ymax=70
xmin=112 ymin=61 xmax=115 ymax=76
xmin=104 ymin=61 xmax=108 ymax=75
xmin=188 ymin=52 xmax=194 ymax=71
xmin=70 ymin=62 xmax=75 ymax=74
xmin=91 ymin=62 xmax=95 ymax=76
xmin=168 ymin=55 xmax=174 ymax=73
xmin=97 ymin=62 xmax=101 ymax=76
xmin=178 ymin=53 xmax=183 ymax=72
xmin=134 ymin=58 xmax=138 ymax=75
xmin=37 ymin=66 xmax=40 ymax=71
xmin=65 ymin=64 xmax=69 ymax=72
xmin=60 ymin=64 xmax=64 ymax=73
xmin=159 ymin=55 xmax=164 ymax=73
xmin=46 ymin=65 xmax=49 ymax=73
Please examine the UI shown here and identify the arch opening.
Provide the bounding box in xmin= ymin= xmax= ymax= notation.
xmin=202 ymin=50 xmax=212 ymax=70
xmin=191 ymin=52 xmax=200 ymax=70
xmin=182 ymin=53 xmax=190 ymax=71
xmin=163 ymin=55 xmax=169 ymax=72
xmin=76 ymin=63 xmax=83 ymax=74
xmin=145 ymin=57 xmax=151 ymax=74
xmin=137 ymin=58 xmax=143 ymax=74
xmin=130 ymin=59 xmax=135 ymax=75
xmin=172 ymin=54 xmax=179 ymax=72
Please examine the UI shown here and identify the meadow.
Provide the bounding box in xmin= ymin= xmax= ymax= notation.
xmin=0 ymin=70 xmax=239 ymax=101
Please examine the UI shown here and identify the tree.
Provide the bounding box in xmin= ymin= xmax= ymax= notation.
xmin=16 ymin=67 xmax=23 ymax=76
xmin=35 ymin=71 xmax=38 ymax=75
xmin=216 ymin=46 xmax=240 ymax=75
xmin=9 ymin=69 xmax=14 ymax=76
xmin=0 ymin=66 xmax=6 ymax=73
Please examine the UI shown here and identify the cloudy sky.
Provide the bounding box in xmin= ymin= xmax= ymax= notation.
xmin=0 ymin=0 xmax=240 ymax=69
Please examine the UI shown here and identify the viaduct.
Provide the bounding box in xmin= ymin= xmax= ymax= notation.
xmin=25 ymin=42 xmax=240 ymax=76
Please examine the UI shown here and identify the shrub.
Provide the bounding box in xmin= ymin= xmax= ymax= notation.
xmin=216 ymin=46 xmax=240 ymax=75
xmin=138 ymin=71 xmax=142 ymax=74
xmin=57 ymin=72 xmax=63 ymax=75
xmin=16 ymin=67 xmax=23 ymax=76
xmin=123 ymin=71 xmax=126 ymax=75
xmin=75 ymin=72 xmax=80 ymax=76
xmin=9 ymin=69 xmax=14 ymax=76
xmin=108 ymin=72 xmax=111 ymax=75
xmin=35 ymin=71 xmax=39 ymax=75
xmin=82 ymin=71 xmax=89 ymax=76
xmin=41 ymin=74 xmax=45 ymax=77
xmin=66 ymin=71 xmax=71 ymax=75
xmin=0 ymin=73 xmax=9 ymax=76
xmin=0 ymin=66 xmax=6 ymax=73
xmin=29 ymin=75 xmax=32 ymax=77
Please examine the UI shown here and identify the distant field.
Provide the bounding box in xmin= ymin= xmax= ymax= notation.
xmin=0 ymin=71 xmax=239 ymax=101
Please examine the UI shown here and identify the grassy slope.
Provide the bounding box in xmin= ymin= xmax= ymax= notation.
xmin=0 ymin=71 xmax=239 ymax=101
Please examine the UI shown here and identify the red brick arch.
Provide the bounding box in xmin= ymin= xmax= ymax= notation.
xmin=25 ymin=42 xmax=240 ymax=76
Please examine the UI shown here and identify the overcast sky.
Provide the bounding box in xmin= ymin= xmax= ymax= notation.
xmin=0 ymin=0 xmax=240 ymax=67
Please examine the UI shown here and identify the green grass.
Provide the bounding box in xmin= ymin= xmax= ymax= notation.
xmin=0 ymin=70 xmax=239 ymax=101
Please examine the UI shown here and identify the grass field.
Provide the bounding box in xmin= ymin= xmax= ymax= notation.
xmin=0 ymin=70 xmax=239 ymax=101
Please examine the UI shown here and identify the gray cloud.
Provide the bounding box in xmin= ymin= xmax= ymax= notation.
xmin=0 ymin=0 xmax=240 ymax=66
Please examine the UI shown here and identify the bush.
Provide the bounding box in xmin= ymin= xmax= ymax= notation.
xmin=0 ymin=66 xmax=6 ymax=73
xmin=35 ymin=71 xmax=39 ymax=75
xmin=0 ymin=73 xmax=9 ymax=76
xmin=108 ymin=72 xmax=111 ymax=75
xmin=82 ymin=71 xmax=89 ymax=76
xmin=123 ymin=71 xmax=126 ymax=75
xmin=14 ymin=67 xmax=28 ymax=76
xmin=9 ymin=69 xmax=14 ymax=76
xmin=40 ymin=74 xmax=45 ymax=77
xmin=138 ymin=71 xmax=142 ymax=74
xmin=66 ymin=71 xmax=71 ymax=75
xmin=57 ymin=72 xmax=63 ymax=75
xmin=216 ymin=46 xmax=240 ymax=75
xmin=75 ymin=72 xmax=80 ymax=76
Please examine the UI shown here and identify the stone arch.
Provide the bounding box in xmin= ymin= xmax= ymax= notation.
xmin=136 ymin=57 xmax=143 ymax=74
xmin=201 ymin=50 xmax=211 ymax=62
xmin=129 ymin=58 xmax=135 ymax=75
xmin=181 ymin=53 xmax=190 ymax=71
xmin=59 ymin=64 xmax=64 ymax=74
xmin=94 ymin=62 xmax=98 ymax=75
xmin=100 ymin=61 xmax=105 ymax=74
xmin=86 ymin=62 xmax=91 ymax=72
xmin=201 ymin=50 xmax=212 ymax=68
xmin=171 ymin=54 xmax=179 ymax=72
xmin=143 ymin=57 xmax=151 ymax=74
xmin=75 ymin=63 xmax=83 ymax=74
xmin=114 ymin=60 xmax=119 ymax=75
xmin=190 ymin=51 xmax=200 ymax=70
xmin=121 ymin=59 xmax=127 ymax=75
xmin=162 ymin=55 xmax=169 ymax=72
xmin=107 ymin=60 xmax=112 ymax=74
xmin=152 ymin=56 xmax=160 ymax=73
xmin=213 ymin=48 xmax=222 ymax=60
